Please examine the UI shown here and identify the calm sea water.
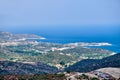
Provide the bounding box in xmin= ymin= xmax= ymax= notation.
xmin=8 ymin=28 xmax=120 ymax=53
xmin=38 ymin=38 xmax=120 ymax=53
xmin=9 ymin=26 xmax=120 ymax=53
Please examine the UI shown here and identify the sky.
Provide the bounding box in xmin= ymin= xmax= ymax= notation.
xmin=0 ymin=0 xmax=120 ymax=38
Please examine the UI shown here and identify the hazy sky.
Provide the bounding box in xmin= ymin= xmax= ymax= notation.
xmin=0 ymin=0 xmax=120 ymax=38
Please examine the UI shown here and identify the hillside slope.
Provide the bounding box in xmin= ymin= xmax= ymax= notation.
xmin=65 ymin=53 xmax=120 ymax=72
xmin=0 ymin=61 xmax=59 ymax=74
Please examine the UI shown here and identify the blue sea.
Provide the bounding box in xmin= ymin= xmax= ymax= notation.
xmin=9 ymin=29 xmax=120 ymax=53
xmin=38 ymin=37 xmax=120 ymax=53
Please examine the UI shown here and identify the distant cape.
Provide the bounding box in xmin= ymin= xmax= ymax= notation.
xmin=0 ymin=31 xmax=46 ymax=42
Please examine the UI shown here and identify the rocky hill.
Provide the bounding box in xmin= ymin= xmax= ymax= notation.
xmin=0 ymin=68 xmax=120 ymax=80
xmin=95 ymin=67 xmax=120 ymax=79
